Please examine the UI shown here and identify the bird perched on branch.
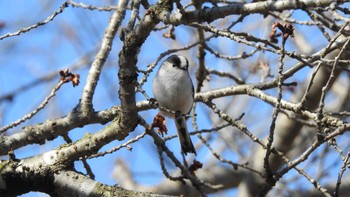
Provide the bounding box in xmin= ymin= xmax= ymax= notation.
xmin=152 ymin=55 xmax=196 ymax=155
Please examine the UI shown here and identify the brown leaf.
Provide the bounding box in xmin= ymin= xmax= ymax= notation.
xmin=72 ymin=74 xmax=80 ymax=87
xmin=59 ymin=68 xmax=80 ymax=87
xmin=150 ymin=113 xmax=168 ymax=136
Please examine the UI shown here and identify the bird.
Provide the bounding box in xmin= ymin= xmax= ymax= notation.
xmin=152 ymin=55 xmax=196 ymax=155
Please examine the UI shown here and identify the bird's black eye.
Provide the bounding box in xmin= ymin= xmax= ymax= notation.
xmin=168 ymin=55 xmax=181 ymax=68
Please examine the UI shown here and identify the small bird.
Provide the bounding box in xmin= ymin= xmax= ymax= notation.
xmin=152 ymin=55 xmax=196 ymax=155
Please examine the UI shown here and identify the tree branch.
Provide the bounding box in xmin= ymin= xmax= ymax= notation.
xmin=159 ymin=0 xmax=346 ymax=24
xmin=80 ymin=0 xmax=129 ymax=113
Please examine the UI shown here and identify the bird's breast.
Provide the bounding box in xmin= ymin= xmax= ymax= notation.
xmin=152 ymin=69 xmax=193 ymax=117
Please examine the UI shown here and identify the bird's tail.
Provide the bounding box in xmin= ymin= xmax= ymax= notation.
xmin=174 ymin=114 xmax=196 ymax=155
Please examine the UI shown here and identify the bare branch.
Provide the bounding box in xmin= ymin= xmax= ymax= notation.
xmin=0 ymin=79 xmax=66 ymax=134
xmin=0 ymin=2 xmax=68 ymax=41
xmin=80 ymin=0 xmax=129 ymax=113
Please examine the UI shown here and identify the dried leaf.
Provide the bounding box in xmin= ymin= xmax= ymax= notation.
xmin=150 ymin=113 xmax=168 ymax=136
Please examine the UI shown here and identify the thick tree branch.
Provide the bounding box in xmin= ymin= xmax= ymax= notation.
xmin=80 ymin=0 xmax=128 ymax=113
xmin=0 ymin=159 xmax=173 ymax=196
xmin=0 ymin=107 xmax=120 ymax=155
xmin=115 ymin=0 xmax=174 ymax=139
xmin=159 ymin=0 xmax=347 ymax=24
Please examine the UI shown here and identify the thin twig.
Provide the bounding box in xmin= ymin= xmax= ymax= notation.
xmin=205 ymin=46 xmax=258 ymax=61
xmin=0 ymin=2 xmax=69 ymax=41
xmin=298 ymin=23 xmax=348 ymax=107
xmin=334 ymin=149 xmax=350 ymax=197
xmin=156 ymin=145 xmax=186 ymax=184
xmin=68 ymin=0 xmax=118 ymax=11
xmin=0 ymin=50 xmax=93 ymax=103
xmin=0 ymin=80 xmax=65 ymax=134
xmin=316 ymin=37 xmax=350 ymax=128
xmin=263 ymin=22 xmax=289 ymax=190
xmin=84 ymin=132 xmax=147 ymax=159
xmin=139 ymin=117 xmax=222 ymax=196
xmin=204 ymin=96 xmax=332 ymax=196
xmin=163 ymin=124 xmax=231 ymax=141
xmin=306 ymin=10 xmax=332 ymax=41
xmin=199 ymin=132 xmax=264 ymax=177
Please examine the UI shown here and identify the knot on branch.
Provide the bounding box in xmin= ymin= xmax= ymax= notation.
xmin=146 ymin=0 xmax=173 ymax=18
xmin=118 ymin=71 xmax=138 ymax=86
